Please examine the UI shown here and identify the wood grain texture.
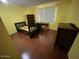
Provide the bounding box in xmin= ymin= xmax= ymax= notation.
xmin=11 ymin=28 xmax=68 ymax=59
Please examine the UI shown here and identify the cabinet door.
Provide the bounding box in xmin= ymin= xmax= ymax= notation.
xmin=55 ymin=28 xmax=78 ymax=52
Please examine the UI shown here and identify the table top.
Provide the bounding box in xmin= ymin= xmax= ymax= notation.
xmin=58 ymin=23 xmax=78 ymax=31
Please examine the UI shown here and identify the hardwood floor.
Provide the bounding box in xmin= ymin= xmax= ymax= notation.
xmin=11 ymin=28 xmax=68 ymax=59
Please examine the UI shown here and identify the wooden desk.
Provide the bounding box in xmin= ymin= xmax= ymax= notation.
xmin=11 ymin=29 xmax=68 ymax=59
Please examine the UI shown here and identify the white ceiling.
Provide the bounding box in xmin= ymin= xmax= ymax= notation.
xmin=0 ymin=0 xmax=58 ymax=7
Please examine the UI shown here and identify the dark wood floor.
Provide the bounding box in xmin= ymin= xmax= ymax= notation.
xmin=11 ymin=28 xmax=68 ymax=59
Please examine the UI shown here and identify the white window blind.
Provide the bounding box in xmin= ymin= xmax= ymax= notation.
xmin=36 ymin=7 xmax=56 ymax=23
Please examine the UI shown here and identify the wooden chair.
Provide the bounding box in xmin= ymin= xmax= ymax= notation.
xmin=15 ymin=15 xmax=41 ymax=38
xmin=15 ymin=22 xmax=27 ymax=32
xmin=27 ymin=15 xmax=41 ymax=38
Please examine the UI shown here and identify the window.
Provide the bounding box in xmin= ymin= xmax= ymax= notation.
xmin=36 ymin=7 xmax=56 ymax=23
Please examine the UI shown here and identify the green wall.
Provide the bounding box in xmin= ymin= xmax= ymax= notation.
xmin=0 ymin=18 xmax=20 ymax=59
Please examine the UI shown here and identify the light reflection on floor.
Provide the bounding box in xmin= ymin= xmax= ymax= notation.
xmin=21 ymin=52 xmax=30 ymax=59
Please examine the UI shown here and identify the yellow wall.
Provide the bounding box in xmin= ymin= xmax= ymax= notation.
xmin=0 ymin=0 xmax=79 ymax=59
xmin=49 ymin=0 xmax=72 ymax=30
xmin=34 ymin=0 xmax=72 ymax=30
xmin=69 ymin=34 xmax=79 ymax=59
xmin=23 ymin=7 xmax=36 ymax=23
xmin=67 ymin=0 xmax=79 ymax=27
xmin=0 ymin=6 xmax=27 ymax=35
xmin=67 ymin=0 xmax=79 ymax=59
xmin=25 ymin=1 xmax=79 ymax=59
xmin=35 ymin=0 xmax=79 ymax=59
xmin=55 ymin=0 xmax=79 ymax=59
xmin=35 ymin=2 xmax=58 ymax=30
xmin=0 ymin=0 xmax=76 ymax=34
xmin=0 ymin=0 xmax=72 ymax=34
xmin=0 ymin=19 xmax=20 ymax=59
xmin=0 ymin=6 xmax=36 ymax=35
